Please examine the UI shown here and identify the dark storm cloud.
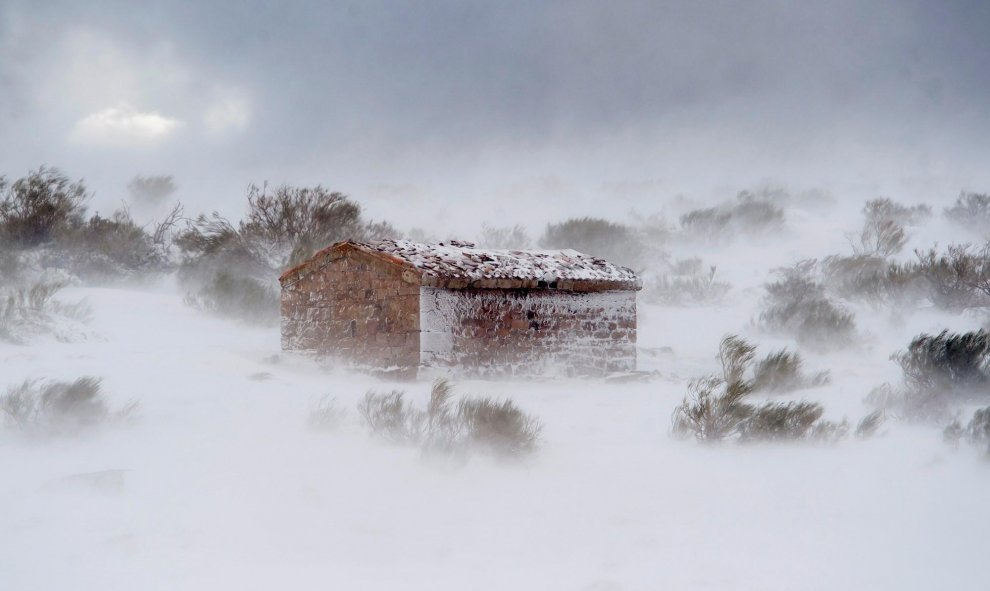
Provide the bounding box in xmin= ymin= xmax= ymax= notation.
xmin=1 ymin=0 xmax=989 ymax=222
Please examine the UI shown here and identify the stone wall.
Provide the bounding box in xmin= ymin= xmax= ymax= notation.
xmin=419 ymin=287 xmax=637 ymax=377
xmin=280 ymin=248 xmax=421 ymax=369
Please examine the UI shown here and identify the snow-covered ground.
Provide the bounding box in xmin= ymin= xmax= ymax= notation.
xmin=1 ymin=205 xmax=989 ymax=590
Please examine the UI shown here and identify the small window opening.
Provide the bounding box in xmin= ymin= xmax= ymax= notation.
xmin=348 ymin=319 xmax=357 ymax=338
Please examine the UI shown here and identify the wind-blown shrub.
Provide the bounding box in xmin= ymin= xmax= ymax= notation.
xmin=751 ymin=349 xmax=830 ymax=394
xmin=945 ymin=192 xmax=990 ymax=234
xmin=911 ymin=244 xmax=990 ymax=311
xmin=672 ymin=336 xmax=840 ymax=444
xmin=0 ymin=167 xmax=88 ymax=247
xmin=358 ymin=379 xmax=542 ymax=460
xmin=0 ymin=281 xmax=92 ymax=344
xmin=0 ymin=377 xmax=137 ymax=437
xmin=645 ymin=258 xmax=730 ymax=306
xmin=183 ymin=271 xmax=280 ymax=325
xmin=759 ymin=263 xmax=856 ymax=350
xmin=854 ymin=409 xmax=885 ymax=440
xmin=176 ymin=183 xmax=397 ymax=321
xmin=738 ymin=401 xmax=825 ymax=442
xmin=890 ymin=330 xmax=990 ymax=419
xmin=821 ymin=255 xmax=925 ymax=306
xmin=308 ymin=396 xmax=348 ymax=432
xmin=863 ymin=198 xmax=931 ymax=226
xmin=539 ymin=217 xmax=647 ymax=270
xmin=852 ymin=217 xmax=907 ymax=257
xmin=477 ymin=224 xmax=532 ymax=249
xmin=679 ymin=192 xmax=785 ymax=242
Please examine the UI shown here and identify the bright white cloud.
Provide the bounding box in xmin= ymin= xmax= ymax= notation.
xmin=69 ymin=103 xmax=183 ymax=146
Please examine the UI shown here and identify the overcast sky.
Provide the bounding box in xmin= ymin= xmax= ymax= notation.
xmin=2 ymin=0 xmax=989 ymax=230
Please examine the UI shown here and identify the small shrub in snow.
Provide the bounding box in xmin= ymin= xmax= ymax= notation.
xmin=887 ymin=330 xmax=990 ymax=420
xmin=0 ymin=377 xmax=137 ymax=437
xmin=645 ymin=259 xmax=730 ymax=306
xmin=358 ymin=379 xmax=542 ymax=460
xmin=751 ymin=349 xmax=829 ymax=394
xmin=0 ymin=167 xmax=88 ymax=247
xmin=0 ymin=280 xmax=92 ymax=344
xmin=863 ymin=198 xmax=931 ymax=227
xmin=759 ymin=262 xmax=856 ymax=350
xmin=477 ymin=224 xmax=532 ymax=249
xmin=854 ymin=409 xmax=885 ymax=440
xmin=184 ymin=271 xmax=280 ymax=325
xmin=738 ymin=401 xmax=825 ymax=442
xmin=673 ymin=336 xmax=841 ymax=444
xmin=852 ymin=217 xmax=907 ymax=258
xmin=944 ymin=192 xmax=990 ymax=235
xmin=539 ymin=217 xmax=647 ymax=270
xmin=821 ymin=255 xmax=925 ymax=307
xmin=678 ymin=193 xmax=785 ymax=242
xmin=308 ymin=396 xmax=347 ymax=431
xmin=911 ymin=244 xmax=990 ymax=311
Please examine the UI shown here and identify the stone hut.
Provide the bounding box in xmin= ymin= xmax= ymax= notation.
xmin=278 ymin=239 xmax=642 ymax=377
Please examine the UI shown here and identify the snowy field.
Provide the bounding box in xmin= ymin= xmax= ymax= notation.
xmin=2 ymin=229 xmax=989 ymax=590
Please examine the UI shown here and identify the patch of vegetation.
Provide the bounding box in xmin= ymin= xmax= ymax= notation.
xmin=645 ymin=258 xmax=731 ymax=306
xmin=751 ymin=349 xmax=830 ymax=394
xmin=0 ymin=280 xmax=92 ymax=344
xmin=176 ymin=183 xmax=397 ymax=322
xmin=539 ymin=217 xmax=648 ymax=270
xmin=887 ymin=330 xmax=990 ymax=420
xmin=679 ymin=192 xmax=785 ymax=242
xmin=758 ymin=262 xmax=856 ymax=350
xmin=0 ymin=377 xmax=137 ymax=437
xmin=911 ymin=244 xmax=990 ymax=311
xmin=477 ymin=224 xmax=532 ymax=249
xmin=945 ymin=192 xmax=990 ymax=235
xmin=672 ymin=336 xmax=838 ymax=444
xmin=308 ymin=396 xmax=347 ymax=431
xmin=183 ymin=271 xmax=280 ymax=325
xmin=0 ymin=167 xmax=172 ymax=282
xmin=358 ymin=379 xmax=542 ymax=460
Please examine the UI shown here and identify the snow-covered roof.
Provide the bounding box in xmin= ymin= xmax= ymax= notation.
xmin=280 ymin=239 xmax=642 ymax=292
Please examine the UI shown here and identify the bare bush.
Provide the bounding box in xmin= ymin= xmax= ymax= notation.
xmin=183 ymin=272 xmax=279 ymax=325
xmin=853 ymin=218 xmax=907 ymax=257
xmin=477 ymin=224 xmax=532 ymax=249
xmin=854 ymin=409 xmax=885 ymax=440
xmin=54 ymin=207 xmax=169 ymax=280
xmin=679 ymin=193 xmax=785 ymax=242
xmin=673 ymin=336 xmax=840 ymax=444
xmin=739 ymin=401 xmax=824 ymax=442
xmin=751 ymin=349 xmax=829 ymax=394
xmin=645 ymin=259 xmax=730 ymax=306
xmin=945 ymin=192 xmax=990 ymax=235
xmin=308 ymin=396 xmax=348 ymax=431
xmin=0 ymin=167 xmax=88 ymax=247
xmin=863 ymin=198 xmax=931 ymax=226
xmin=759 ymin=263 xmax=856 ymax=350
xmin=0 ymin=377 xmax=137 ymax=436
xmin=0 ymin=281 xmax=92 ymax=344
xmin=911 ymin=244 xmax=990 ymax=311
xmin=672 ymin=336 xmax=756 ymax=442
xmin=889 ymin=330 xmax=990 ymax=420
xmin=821 ymin=255 xmax=925 ymax=306
xmin=539 ymin=217 xmax=647 ymax=270
xmin=358 ymin=379 xmax=542 ymax=460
